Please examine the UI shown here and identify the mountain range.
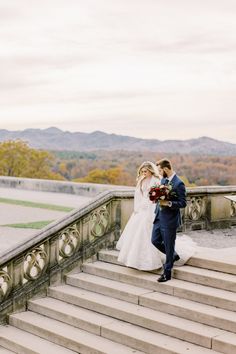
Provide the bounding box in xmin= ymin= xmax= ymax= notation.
xmin=0 ymin=127 xmax=236 ymax=155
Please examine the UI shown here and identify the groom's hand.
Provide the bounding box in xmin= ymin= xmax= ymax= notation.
xmin=159 ymin=200 xmax=170 ymax=207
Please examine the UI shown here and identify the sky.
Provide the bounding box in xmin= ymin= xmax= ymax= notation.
xmin=0 ymin=0 xmax=236 ymax=143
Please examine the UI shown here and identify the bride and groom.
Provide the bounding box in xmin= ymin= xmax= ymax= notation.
xmin=116 ymin=158 xmax=196 ymax=282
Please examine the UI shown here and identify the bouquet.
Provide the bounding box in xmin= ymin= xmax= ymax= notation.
xmin=149 ymin=182 xmax=174 ymax=203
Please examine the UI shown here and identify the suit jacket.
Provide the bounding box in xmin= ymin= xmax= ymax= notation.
xmin=154 ymin=174 xmax=186 ymax=229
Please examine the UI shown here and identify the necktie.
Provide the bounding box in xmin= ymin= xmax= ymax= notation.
xmin=165 ymin=178 xmax=169 ymax=185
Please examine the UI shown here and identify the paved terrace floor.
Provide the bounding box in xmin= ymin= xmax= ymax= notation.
xmin=0 ymin=187 xmax=236 ymax=267
xmin=182 ymin=228 xmax=236 ymax=268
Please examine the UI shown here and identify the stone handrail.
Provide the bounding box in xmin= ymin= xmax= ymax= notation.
xmin=184 ymin=185 xmax=236 ymax=231
xmin=0 ymin=185 xmax=236 ymax=322
xmin=0 ymin=176 xmax=133 ymax=197
xmin=0 ymin=189 xmax=134 ymax=322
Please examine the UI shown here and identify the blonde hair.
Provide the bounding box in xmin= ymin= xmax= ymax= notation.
xmin=136 ymin=161 xmax=159 ymax=183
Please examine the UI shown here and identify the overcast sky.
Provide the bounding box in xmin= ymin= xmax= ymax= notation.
xmin=1 ymin=0 xmax=236 ymax=143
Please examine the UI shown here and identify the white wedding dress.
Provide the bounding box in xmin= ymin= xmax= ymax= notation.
xmin=116 ymin=176 xmax=196 ymax=270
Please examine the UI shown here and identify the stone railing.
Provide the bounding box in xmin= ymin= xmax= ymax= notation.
xmin=0 ymin=176 xmax=132 ymax=197
xmin=0 ymin=185 xmax=236 ymax=322
xmin=0 ymin=189 xmax=134 ymax=323
xmin=184 ymin=186 xmax=236 ymax=231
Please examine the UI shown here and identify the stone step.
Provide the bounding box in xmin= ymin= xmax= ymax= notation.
xmin=140 ymin=291 xmax=236 ymax=333
xmin=173 ymin=266 xmax=236 ymax=292
xmin=212 ymin=332 xmax=236 ymax=354
xmin=99 ymin=248 xmax=236 ymax=276
xmin=28 ymin=296 xmax=221 ymax=354
xmin=66 ymin=272 xmax=152 ymax=304
xmin=99 ymin=249 xmax=236 ymax=292
xmin=28 ymin=297 xmax=115 ymax=336
xmin=0 ymin=325 xmax=77 ymax=354
xmin=83 ymin=261 xmax=236 ymax=311
xmin=66 ymin=272 xmax=236 ymax=333
xmin=188 ymin=248 xmax=236 ymax=276
xmin=48 ymin=284 xmax=228 ymax=349
xmin=98 ymin=249 xmax=121 ymax=265
xmin=8 ymin=311 xmax=145 ymax=354
xmin=0 ymin=348 xmax=15 ymax=354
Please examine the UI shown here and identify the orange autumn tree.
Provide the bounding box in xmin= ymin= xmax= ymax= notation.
xmin=74 ymin=166 xmax=133 ymax=185
xmin=0 ymin=140 xmax=64 ymax=180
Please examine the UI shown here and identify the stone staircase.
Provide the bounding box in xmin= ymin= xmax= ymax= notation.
xmin=0 ymin=249 xmax=236 ymax=354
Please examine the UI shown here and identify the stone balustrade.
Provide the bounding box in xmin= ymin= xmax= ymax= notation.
xmin=184 ymin=186 xmax=236 ymax=231
xmin=0 ymin=176 xmax=132 ymax=196
xmin=0 ymin=183 xmax=236 ymax=323
xmin=0 ymin=189 xmax=133 ymax=323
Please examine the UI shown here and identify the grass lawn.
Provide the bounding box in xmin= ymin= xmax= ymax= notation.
xmin=3 ymin=220 xmax=54 ymax=229
xmin=0 ymin=197 xmax=74 ymax=212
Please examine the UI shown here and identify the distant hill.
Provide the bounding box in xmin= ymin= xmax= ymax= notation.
xmin=0 ymin=127 xmax=236 ymax=155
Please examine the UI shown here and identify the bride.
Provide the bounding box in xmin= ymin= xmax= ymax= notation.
xmin=116 ymin=161 xmax=196 ymax=271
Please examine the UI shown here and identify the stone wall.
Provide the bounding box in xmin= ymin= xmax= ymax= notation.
xmin=0 ymin=176 xmax=133 ymax=197
xmin=116 ymin=186 xmax=236 ymax=232
xmin=185 ymin=186 xmax=236 ymax=231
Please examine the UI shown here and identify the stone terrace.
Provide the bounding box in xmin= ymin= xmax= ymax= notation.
xmin=0 ymin=177 xmax=236 ymax=353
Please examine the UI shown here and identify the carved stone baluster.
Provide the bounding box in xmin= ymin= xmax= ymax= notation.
xmin=0 ymin=268 xmax=12 ymax=302
xmin=187 ymin=196 xmax=206 ymax=221
xmin=58 ymin=223 xmax=81 ymax=261
xmin=90 ymin=205 xmax=110 ymax=239
xmin=24 ymin=243 xmax=49 ymax=282
xmin=230 ymin=201 xmax=236 ymax=218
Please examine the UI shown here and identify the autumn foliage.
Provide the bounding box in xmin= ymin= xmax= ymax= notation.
xmin=1 ymin=140 xmax=236 ymax=186
xmin=74 ymin=166 xmax=133 ymax=185
xmin=0 ymin=140 xmax=63 ymax=180
xmin=53 ymin=150 xmax=236 ymax=187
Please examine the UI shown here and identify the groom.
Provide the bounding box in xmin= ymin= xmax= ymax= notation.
xmin=151 ymin=158 xmax=186 ymax=282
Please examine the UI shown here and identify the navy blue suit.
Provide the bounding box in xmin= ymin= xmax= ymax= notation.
xmin=151 ymin=174 xmax=186 ymax=277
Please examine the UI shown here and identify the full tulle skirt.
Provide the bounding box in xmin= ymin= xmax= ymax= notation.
xmin=116 ymin=211 xmax=197 ymax=271
xmin=116 ymin=209 xmax=163 ymax=270
xmin=174 ymin=234 xmax=197 ymax=266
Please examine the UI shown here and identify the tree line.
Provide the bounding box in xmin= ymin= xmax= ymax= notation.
xmin=1 ymin=140 xmax=236 ymax=186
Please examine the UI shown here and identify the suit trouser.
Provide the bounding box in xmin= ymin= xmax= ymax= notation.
xmin=151 ymin=222 xmax=178 ymax=276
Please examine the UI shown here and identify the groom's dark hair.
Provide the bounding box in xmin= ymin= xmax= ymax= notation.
xmin=156 ymin=158 xmax=172 ymax=170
